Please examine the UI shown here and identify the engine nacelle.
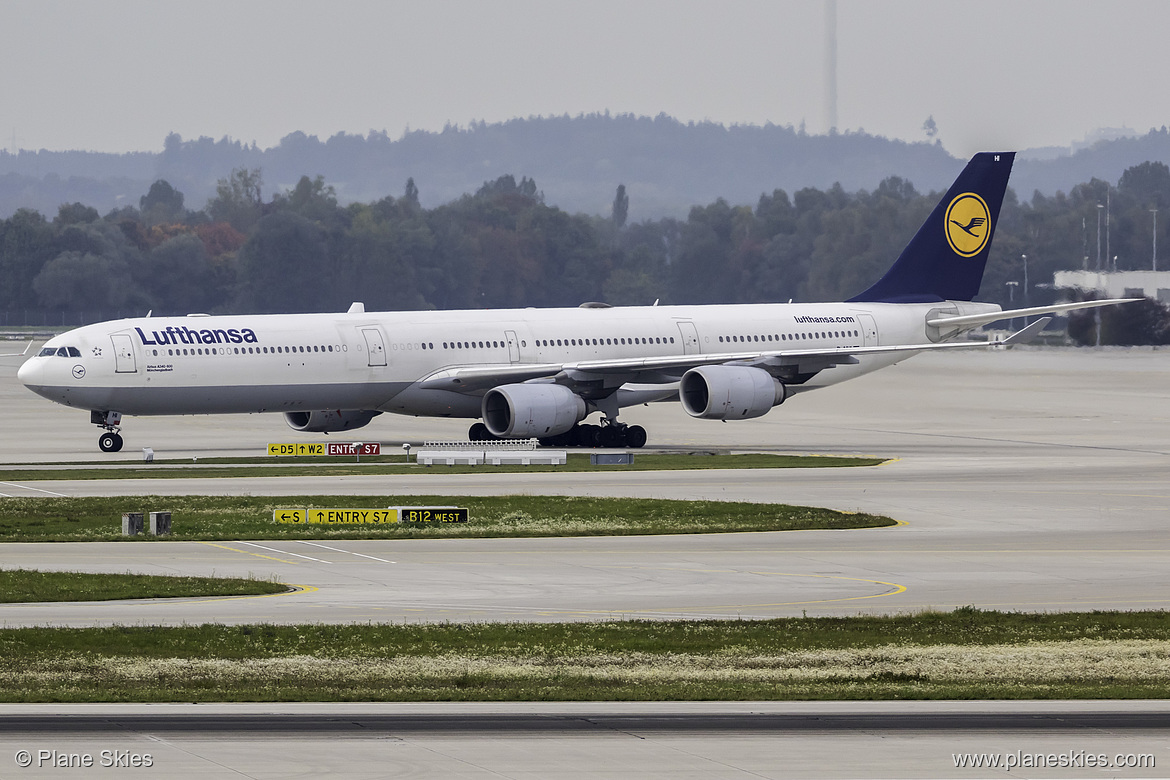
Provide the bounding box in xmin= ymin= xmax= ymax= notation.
xmin=284 ymin=409 xmax=381 ymax=433
xmin=679 ymin=365 xmax=786 ymax=421
xmin=481 ymin=384 xmax=587 ymax=438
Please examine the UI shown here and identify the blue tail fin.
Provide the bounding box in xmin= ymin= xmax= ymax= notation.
xmin=848 ymin=152 xmax=1015 ymax=303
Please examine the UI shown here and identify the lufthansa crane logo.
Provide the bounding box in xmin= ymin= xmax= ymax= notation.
xmin=945 ymin=192 xmax=991 ymax=257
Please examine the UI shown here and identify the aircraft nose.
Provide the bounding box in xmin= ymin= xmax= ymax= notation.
xmin=16 ymin=357 xmax=41 ymax=387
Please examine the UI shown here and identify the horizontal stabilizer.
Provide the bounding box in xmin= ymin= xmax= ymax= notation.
xmin=927 ymin=298 xmax=1139 ymax=329
xmin=999 ymin=317 xmax=1051 ymax=346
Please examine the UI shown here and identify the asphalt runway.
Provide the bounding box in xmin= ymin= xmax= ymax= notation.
xmin=1 ymin=345 xmax=1169 ymax=778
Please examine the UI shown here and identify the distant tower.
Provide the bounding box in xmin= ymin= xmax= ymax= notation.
xmin=825 ymin=0 xmax=838 ymax=133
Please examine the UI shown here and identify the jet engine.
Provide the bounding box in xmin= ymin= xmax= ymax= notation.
xmin=679 ymin=365 xmax=786 ymax=421
xmin=284 ymin=409 xmax=381 ymax=433
xmin=481 ymin=384 xmax=587 ymax=438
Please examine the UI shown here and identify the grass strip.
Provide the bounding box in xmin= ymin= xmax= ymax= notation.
xmin=3 ymin=610 xmax=1170 ymax=702
xmin=0 ymin=495 xmax=894 ymax=542
xmin=0 ymin=453 xmax=884 ymax=481
xmin=0 ymin=568 xmax=288 ymax=603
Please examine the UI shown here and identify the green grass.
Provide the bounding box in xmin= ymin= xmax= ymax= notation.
xmin=0 ymin=568 xmax=288 ymax=603
xmin=0 ymin=494 xmax=895 ymax=542
xmin=3 ymin=610 xmax=1170 ymax=702
xmin=0 ymin=453 xmax=885 ymax=482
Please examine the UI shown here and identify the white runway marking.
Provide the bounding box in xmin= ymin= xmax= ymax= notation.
xmin=0 ymin=482 xmax=67 ymax=497
xmin=296 ymin=540 xmax=395 ymax=563
xmin=240 ymin=541 xmax=332 ymax=563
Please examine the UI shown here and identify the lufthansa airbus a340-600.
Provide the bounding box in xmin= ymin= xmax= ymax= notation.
xmin=18 ymin=152 xmax=1132 ymax=452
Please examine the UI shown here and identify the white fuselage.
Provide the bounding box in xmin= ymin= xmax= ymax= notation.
xmin=17 ymin=299 xmax=995 ymax=421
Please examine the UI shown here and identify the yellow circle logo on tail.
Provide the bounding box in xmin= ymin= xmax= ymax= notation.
xmin=945 ymin=192 xmax=991 ymax=257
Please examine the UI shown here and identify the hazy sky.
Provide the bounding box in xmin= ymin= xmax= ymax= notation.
xmin=2 ymin=0 xmax=1166 ymax=157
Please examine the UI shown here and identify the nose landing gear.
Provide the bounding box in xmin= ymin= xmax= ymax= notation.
xmin=91 ymin=410 xmax=124 ymax=453
xmin=98 ymin=431 xmax=124 ymax=453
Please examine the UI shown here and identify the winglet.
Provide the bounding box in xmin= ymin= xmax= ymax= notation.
xmin=998 ymin=317 xmax=1051 ymax=346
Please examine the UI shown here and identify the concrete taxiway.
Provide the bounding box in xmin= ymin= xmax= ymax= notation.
xmin=1 ymin=346 xmax=1168 ymax=778
xmin=0 ymin=701 xmax=1166 ymax=779
xmin=0 ymin=347 xmax=1167 ymax=625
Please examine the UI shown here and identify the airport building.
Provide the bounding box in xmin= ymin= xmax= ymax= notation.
xmin=1054 ymin=270 xmax=1170 ymax=304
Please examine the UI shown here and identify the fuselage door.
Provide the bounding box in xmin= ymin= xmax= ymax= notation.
xmin=858 ymin=314 xmax=879 ymax=347
xmin=361 ymin=327 xmax=387 ymax=367
xmin=676 ymin=321 xmax=700 ymax=354
xmin=111 ymin=333 xmax=137 ymax=373
xmin=505 ymin=329 xmax=520 ymax=363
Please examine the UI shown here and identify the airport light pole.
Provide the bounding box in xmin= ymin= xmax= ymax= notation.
xmin=1021 ymin=254 xmax=1029 ymax=308
xmin=1096 ymin=203 xmax=1104 ymax=274
xmin=1094 ymin=202 xmax=1106 ymax=348
xmin=1151 ymin=208 xmax=1158 ymax=272
xmin=1005 ymin=281 xmax=1019 ymax=331
xmin=1106 ymin=190 xmax=1112 ymax=271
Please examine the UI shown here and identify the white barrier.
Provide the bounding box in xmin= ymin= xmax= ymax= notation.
xmin=422 ymin=438 xmax=538 ymax=450
xmin=415 ymin=447 xmax=566 ymax=466
xmin=416 ymin=450 xmax=484 ymax=466
xmin=485 ymin=450 xmax=566 ymax=466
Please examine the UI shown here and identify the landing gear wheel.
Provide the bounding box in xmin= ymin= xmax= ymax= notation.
xmin=625 ymin=425 xmax=647 ymax=449
xmin=99 ymin=432 xmax=123 ymax=453
xmin=598 ymin=425 xmax=623 ymax=448
xmin=575 ymin=424 xmax=602 ymax=448
xmin=468 ymin=422 xmax=491 ymax=441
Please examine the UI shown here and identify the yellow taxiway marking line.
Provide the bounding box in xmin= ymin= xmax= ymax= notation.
xmin=199 ymin=541 xmax=301 ymax=564
xmin=176 ymin=583 xmax=319 ymax=605
xmin=585 ymin=573 xmax=908 ymax=613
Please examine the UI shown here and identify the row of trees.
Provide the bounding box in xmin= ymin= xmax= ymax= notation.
xmin=2 ymin=161 xmax=1169 ymax=342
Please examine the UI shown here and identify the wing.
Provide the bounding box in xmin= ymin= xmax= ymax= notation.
xmin=0 ymin=341 xmax=32 ymax=358
xmin=417 ymin=320 xmax=1051 ymax=396
xmin=927 ymin=298 xmax=1137 ymax=329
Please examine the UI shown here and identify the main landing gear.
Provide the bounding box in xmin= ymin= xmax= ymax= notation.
xmin=91 ymin=410 xmax=124 ymax=452
xmin=467 ymin=420 xmax=647 ymax=449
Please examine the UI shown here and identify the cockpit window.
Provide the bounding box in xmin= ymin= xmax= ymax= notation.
xmin=42 ymin=346 xmax=81 ymax=357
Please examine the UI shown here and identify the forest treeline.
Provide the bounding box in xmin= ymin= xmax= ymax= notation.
xmin=2 ymin=161 xmax=1170 ymax=344
xmin=8 ymin=115 xmax=1170 ymax=222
